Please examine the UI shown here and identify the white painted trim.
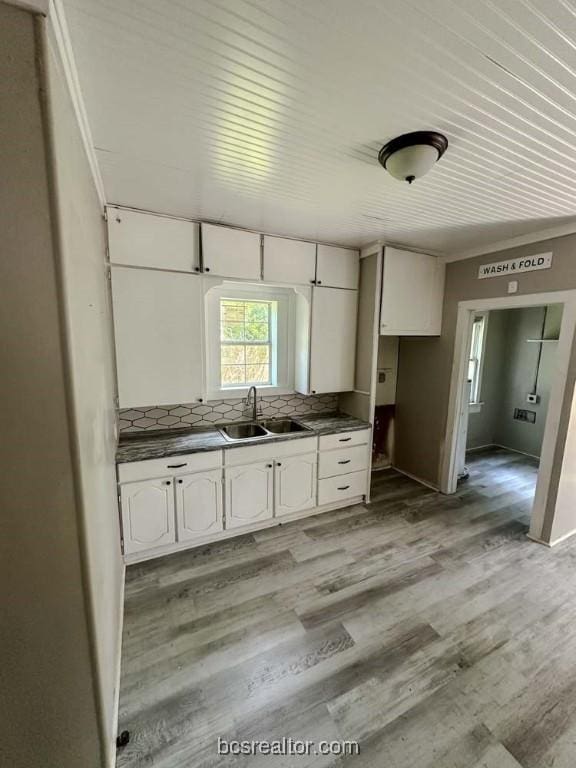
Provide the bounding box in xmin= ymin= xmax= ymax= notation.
xmin=440 ymin=290 xmax=576 ymax=545
xmin=529 ymin=527 xmax=576 ymax=547
xmin=392 ymin=465 xmax=440 ymax=492
xmin=492 ymin=443 xmax=540 ymax=461
xmin=443 ymin=221 xmax=576 ymax=263
xmin=124 ymin=495 xmax=366 ymax=564
xmin=46 ymin=0 xmax=105 ymax=207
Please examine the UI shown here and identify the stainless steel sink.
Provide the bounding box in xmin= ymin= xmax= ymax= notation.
xmin=260 ymin=419 xmax=311 ymax=434
xmin=219 ymin=418 xmax=312 ymax=441
xmin=220 ymin=422 xmax=268 ymax=441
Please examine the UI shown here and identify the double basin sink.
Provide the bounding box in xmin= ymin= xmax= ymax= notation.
xmin=219 ymin=418 xmax=312 ymax=442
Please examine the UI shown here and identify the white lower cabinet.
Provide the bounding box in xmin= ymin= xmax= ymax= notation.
xmin=275 ymin=453 xmax=317 ymax=516
xmin=120 ymin=477 xmax=176 ymax=555
xmin=119 ymin=430 xmax=370 ymax=560
xmin=225 ymin=461 xmax=274 ymax=529
xmin=176 ymin=469 xmax=223 ymax=542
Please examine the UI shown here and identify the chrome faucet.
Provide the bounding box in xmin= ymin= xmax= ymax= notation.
xmin=245 ymin=385 xmax=259 ymax=422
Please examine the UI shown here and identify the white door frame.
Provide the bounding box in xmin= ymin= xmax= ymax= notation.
xmin=440 ymin=289 xmax=576 ymax=542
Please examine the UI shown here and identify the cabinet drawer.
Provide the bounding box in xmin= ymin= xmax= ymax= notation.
xmin=318 ymin=471 xmax=368 ymax=505
xmin=319 ymin=428 xmax=370 ymax=452
xmin=319 ymin=444 xmax=369 ymax=479
xmin=224 ymin=436 xmax=317 ymax=467
xmin=118 ymin=450 xmax=223 ymax=483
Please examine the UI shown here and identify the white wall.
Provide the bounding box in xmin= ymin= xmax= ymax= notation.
xmin=44 ymin=19 xmax=124 ymax=762
xmin=0 ymin=4 xmax=103 ymax=765
xmin=0 ymin=4 xmax=123 ymax=765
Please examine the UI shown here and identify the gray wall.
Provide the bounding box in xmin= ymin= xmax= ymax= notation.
xmin=467 ymin=307 xmax=559 ymax=457
xmin=395 ymin=234 xmax=576 ymax=542
xmin=0 ymin=4 xmax=122 ymax=766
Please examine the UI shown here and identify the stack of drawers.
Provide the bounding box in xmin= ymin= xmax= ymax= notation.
xmin=318 ymin=428 xmax=370 ymax=505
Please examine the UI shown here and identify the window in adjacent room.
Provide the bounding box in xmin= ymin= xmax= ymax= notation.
xmin=468 ymin=312 xmax=488 ymax=409
xmin=205 ymin=283 xmax=295 ymax=398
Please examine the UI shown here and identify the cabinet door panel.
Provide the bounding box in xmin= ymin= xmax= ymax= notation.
xmin=310 ymin=288 xmax=358 ymax=394
xmin=316 ymin=244 xmax=359 ymax=289
xmin=201 ymin=223 xmax=261 ymax=279
xmin=275 ymin=453 xmax=317 ymax=516
xmin=107 ymin=207 xmax=199 ymax=272
xmin=111 ymin=267 xmax=204 ymax=407
xmin=120 ymin=478 xmax=175 ymax=554
xmin=225 ymin=462 xmax=273 ymax=529
xmin=263 ymin=236 xmax=316 ymax=284
xmin=176 ymin=470 xmax=223 ymax=542
xmin=380 ymin=247 xmax=445 ymax=335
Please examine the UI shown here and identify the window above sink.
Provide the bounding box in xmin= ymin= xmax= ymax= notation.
xmin=205 ymin=282 xmax=297 ymax=400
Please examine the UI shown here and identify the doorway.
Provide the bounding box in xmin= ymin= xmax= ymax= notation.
xmin=441 ymin=290 xmax=576 ymax=544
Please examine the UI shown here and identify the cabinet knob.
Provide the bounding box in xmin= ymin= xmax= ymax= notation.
xmin=204 ymin=267 xmax=211 ymax=272
xmin=177 ymin=479 xmax=183 ymax=484
xmin=194 ymin=266 xmax=200 ymax=272
xmin=310 ymin=279 xmax=316 ymax=284
xmin=317 ymin=280 xmax=322 ymax=285
xmin=276 ymin=462 xmax=282 ymax=466
xmin=312 ymin=390 xmax=316 ymax=394
xmin=266 ymin=463 xmax=273 ymax=468
xmin=164 ymin=480 xmax=171 ymax=486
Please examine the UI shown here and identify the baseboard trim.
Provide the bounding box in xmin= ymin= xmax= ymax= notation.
xmin=391 ymin=466 xmax=439 ymax=492
xmin=528 ymin=528 xmax=576 ymax=548
xmin=466 ymin=443 xmax=541 ymax=461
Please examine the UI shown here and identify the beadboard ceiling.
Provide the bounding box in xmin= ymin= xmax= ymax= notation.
xmin=62 ymin=0 xmax=576 ymax=255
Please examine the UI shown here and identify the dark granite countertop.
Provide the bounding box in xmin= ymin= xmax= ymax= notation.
xmin=116 ymin=412 xmax=370 ymax=463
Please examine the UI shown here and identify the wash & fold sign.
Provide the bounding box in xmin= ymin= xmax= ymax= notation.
xmin=478 ymin=252 xmax=553 ymax=279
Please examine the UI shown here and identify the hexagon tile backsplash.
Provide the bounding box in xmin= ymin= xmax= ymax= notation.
xmin=118 ymin=393 xmax=339 ymax=432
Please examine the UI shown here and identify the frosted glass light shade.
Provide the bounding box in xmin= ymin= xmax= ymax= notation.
xmin=378 ymin=131 xmax=448 ymax=183
xmin=384 ymin=144 xmax=440 ymax=183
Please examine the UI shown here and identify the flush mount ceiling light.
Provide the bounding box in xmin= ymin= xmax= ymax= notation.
xmin=378 ymin=131 xmax=448 ymax=184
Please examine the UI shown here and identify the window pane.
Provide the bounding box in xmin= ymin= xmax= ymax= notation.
xmin=221 ymin=322 xmax=245 ymax=341
xmin=221 ymin=365 xmax=245 ymax=385
xmin=245 ymin=322 xmax=269 ymax=341
xmin=221 ymin=301 xmax=245 ymax=323
xmin=246 ymin=345 xmax=269 ymax=364
xmin=246 ymin=364 xmax=270 ymax=383
xmin=221 ymin=345 xmax=245 ymax=365
xmin=245 ymin=302 xmax=269 ymax=323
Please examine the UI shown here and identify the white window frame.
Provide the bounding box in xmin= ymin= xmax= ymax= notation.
xmin=468 ymin=311 xmax=488 ymax=412
xmin=205 ymin=282 xmax=295 ymax=400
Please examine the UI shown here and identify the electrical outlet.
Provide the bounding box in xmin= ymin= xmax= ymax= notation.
xmin=526 ymin=393 xmax=540 ymax=404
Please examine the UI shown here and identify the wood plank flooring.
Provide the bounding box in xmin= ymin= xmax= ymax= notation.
xmin=116 ymin=447 xmax=576 ymax=767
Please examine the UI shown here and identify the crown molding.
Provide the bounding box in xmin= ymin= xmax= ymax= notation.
xmin=442 ymin=220 xmax=576 ymax=263
xmin=44 ymin=0 xmax=106 ymax=208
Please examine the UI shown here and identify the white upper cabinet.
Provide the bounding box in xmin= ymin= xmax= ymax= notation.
xmin=300 ymin=287 xmax=358 ymax=395
xmin=316 ymin=244 xmax=360 ymax=289
xmin=107 ymin=207 xmax=200 ymax=272
xmin=380 ymin=247 xmax=445 ymax=336
xmin=263 ymin=236 xmax=316 ymax=285
xmin=111 ymin=267 xmax=204 ymax=407
xmin=201 ymin=223 xmax=261 ymax=280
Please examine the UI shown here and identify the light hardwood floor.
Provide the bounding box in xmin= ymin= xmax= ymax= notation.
xmin=116 ymin=447 xmax=576 ymax=767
